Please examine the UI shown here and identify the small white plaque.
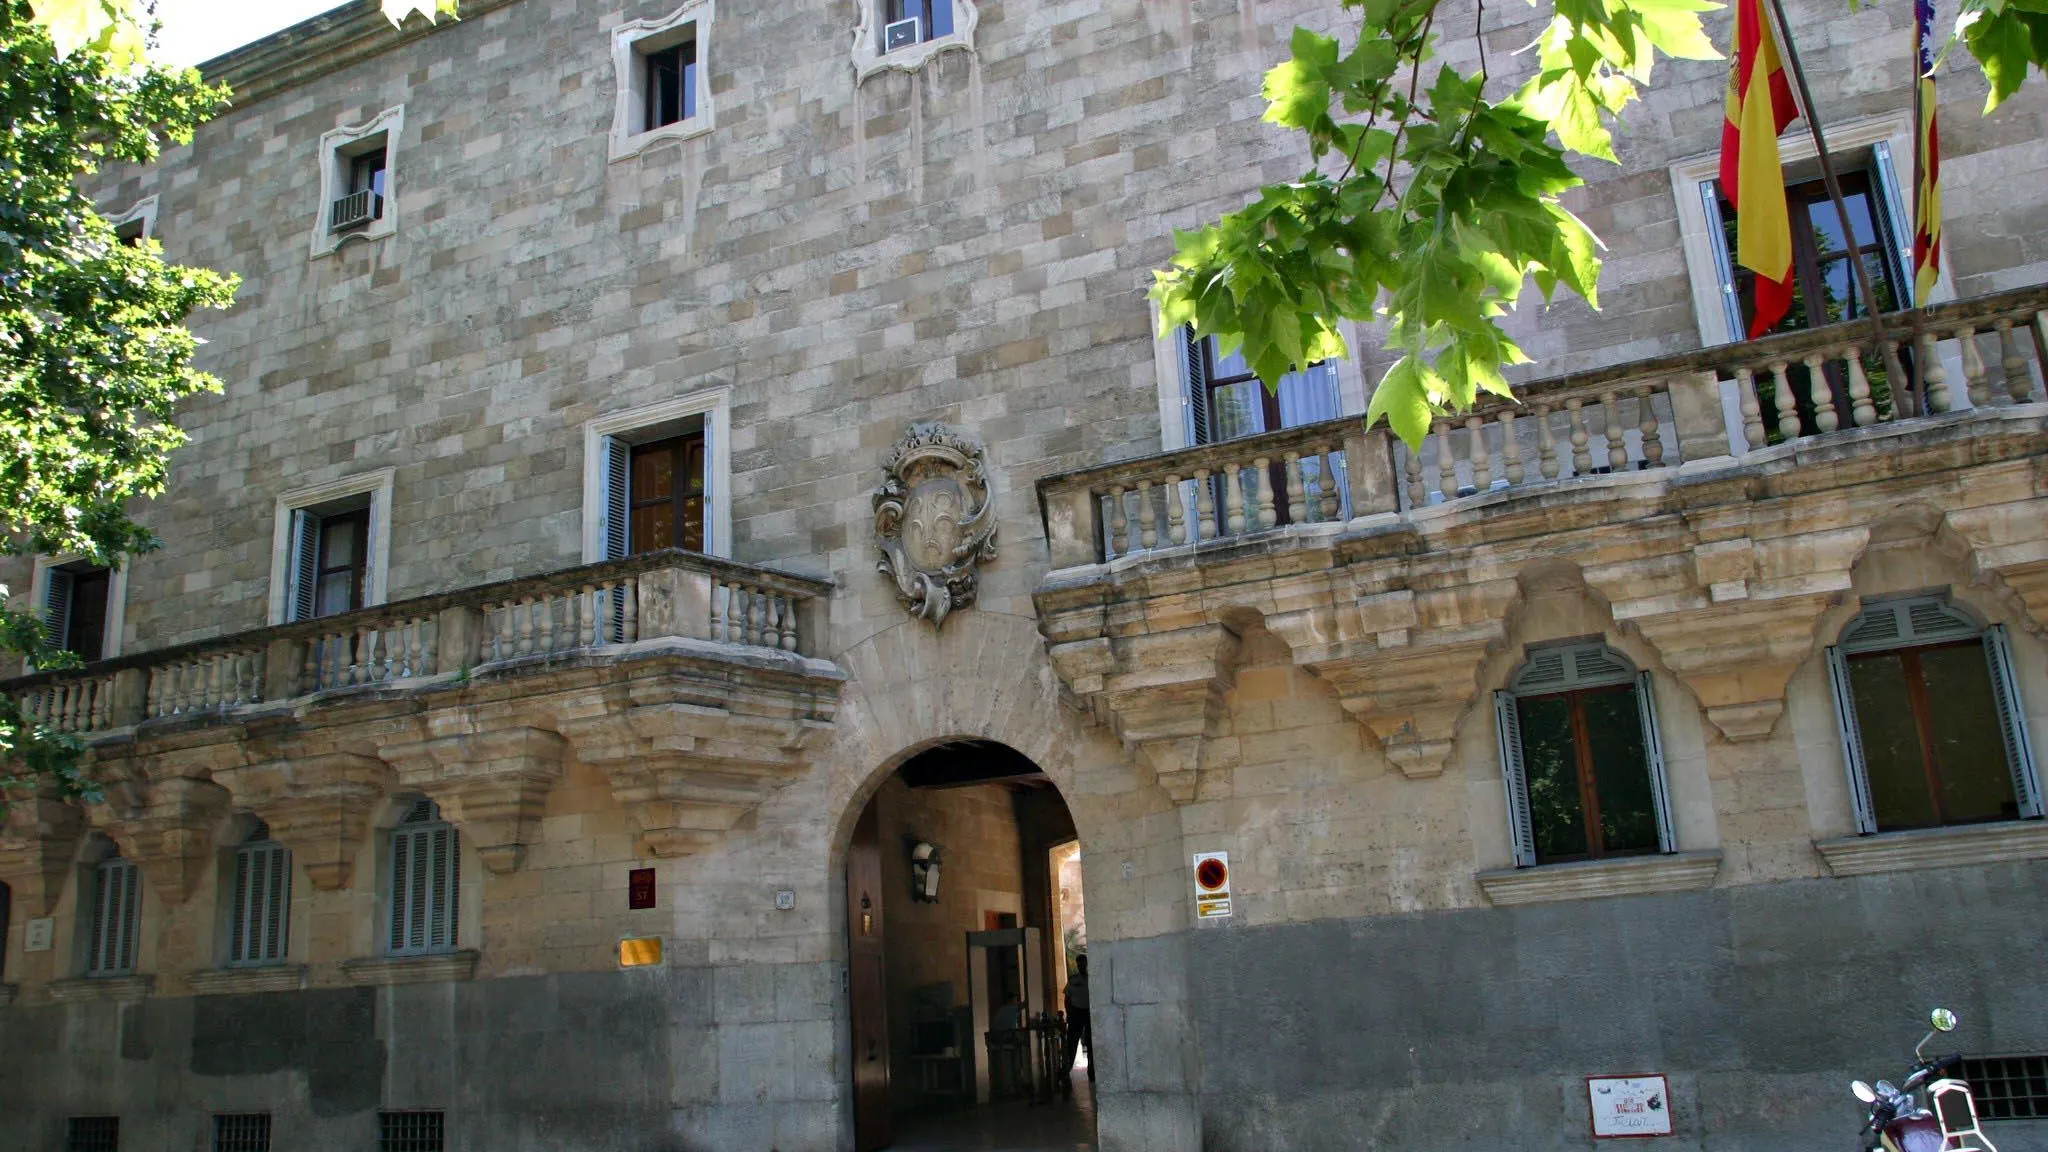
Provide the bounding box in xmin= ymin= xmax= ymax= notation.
xmin=25 ymin=917 xmax=55 ymax=952
xmin=774 ymin=889 xmax=796 ymax=911
xmin=1588 ymin=1074 xmax=1673 ymax=1138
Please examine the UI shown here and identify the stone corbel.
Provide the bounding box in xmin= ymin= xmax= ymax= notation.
xmin=0 ymin=790 xmax=87 ymax=915
xmin=380 ymin=726 xmax=566 ymax=873
xmin=559 ymin=681 xmax=837 ymax=857
xmin=1277 ymin=582 xmax=1514 ymax=780
xmin=217 ymin=753 xmax=393 ymax=891
xmin=1616 ymin=594 xmax=1838 ymax=740
xmin=1047 ymin=625 xmax=1240 ymax=803
xmin=101 ymin=775 xmax=233 ymax=904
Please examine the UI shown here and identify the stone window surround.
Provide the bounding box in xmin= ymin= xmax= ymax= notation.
xmin=1814 ymin=820 xmax=2048 ymax=878
xmin=310 ymin=104 xmax=404 ymax=259
xmin=107 ymin=195 xmax=158 ymax=242
xmin=851 ymin=0 xmax=979 ymax=83
xmin=26 ymin=552 xmax=130 ymax=664
xmin=265 ymin=469 xmax=395 ymax=626
xmin=1476 ymin=849 xmax=1722 ymax=906
xmin=1146 ymin=300 xmax=1372 ymax=453
xmin=580 ymin=389 xmax=733 ymax=563
xmin=608 ymin=0 xmax=717 ymax=162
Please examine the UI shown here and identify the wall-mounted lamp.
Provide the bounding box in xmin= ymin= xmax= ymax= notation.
xmin=908 ymin=839 xmax=943 ymax=903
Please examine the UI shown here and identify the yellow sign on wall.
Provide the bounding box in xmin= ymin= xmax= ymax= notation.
xmin=619 ymin=936 xmax=664 ymax=967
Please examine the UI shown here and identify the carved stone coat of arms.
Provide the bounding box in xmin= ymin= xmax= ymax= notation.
xmin=873 ymin=423 xmax=998 ymax=628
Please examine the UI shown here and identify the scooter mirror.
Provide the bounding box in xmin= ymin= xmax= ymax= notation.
xmin=1852 ymin=1081 xmax=1877 ymax=1103
xmin=1930 ymin=1008 xmax=1958 ymax=1032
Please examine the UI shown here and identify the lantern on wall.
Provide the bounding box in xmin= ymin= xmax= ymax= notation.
xmin=908 ymin=839 xmax=943 ymax=903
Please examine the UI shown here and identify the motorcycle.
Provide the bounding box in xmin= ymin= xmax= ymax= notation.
xmin=1850 ymin=1007 xmax=1998 ymax=1152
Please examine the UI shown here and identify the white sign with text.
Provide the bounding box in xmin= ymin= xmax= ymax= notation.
xmin=1588 ymin=1074 xmax=1673 ymax=1138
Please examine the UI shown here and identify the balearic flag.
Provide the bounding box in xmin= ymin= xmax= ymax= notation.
xmin=1720 ymin=0 xmax=1800 ymax=338
xmin=1912 ymin=0 xmax=1943 ymax=303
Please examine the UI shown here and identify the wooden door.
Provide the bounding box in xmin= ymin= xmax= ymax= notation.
xmin=847 ymin=802 xmax=893 ymax=1151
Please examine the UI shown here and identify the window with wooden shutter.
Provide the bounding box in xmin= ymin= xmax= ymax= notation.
xmin=228 ymin=823 xmax=292 ymax=967
xmin=87 ymin=854 xmax=141 ymax=976
xmin=42 ymin=567 xmax=73 ymax=650
xmin=1826 ymin=596 xmax=2042 ymax=832
xmin=389 ymin=799 xmax=459 ymax=956
xmin=287 ymin=509 xmax=321 ymax=623
xmin=602 ymin=436 xmax=631 ymax=561
xmin=1496 ymin=642 xmax=1676 ymax=865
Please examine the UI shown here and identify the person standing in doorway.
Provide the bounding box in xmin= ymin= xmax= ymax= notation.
xmin=1062 ymin=954 xmax=1093 ymax=1082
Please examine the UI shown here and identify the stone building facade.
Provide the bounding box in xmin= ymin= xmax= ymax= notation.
xmin=1 ymin=0 xmax=2047 ymax=1149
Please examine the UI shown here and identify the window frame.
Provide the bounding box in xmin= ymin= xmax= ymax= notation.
xmin=1493 ymin=642 xmax=1678 ymax=868
xmin=386 ymin=799 xmax=461 ymax=959
xmin=84 ymin=852 xmax=142 ymax=978
xmin=852 ymin=0 xmax=978 ymax=80
xmin=1149 ymin=305 xmax=1369 ymax=453
xmin=626 ymin=433 xmax=708 ymax=555
xmin=582 ymin=390 xmax=731 ymax=563
xmin=311 ymin=104 xmax=403 ymax=257
xmin=106 ymin=195 xmax=158 ymax=246
xmin=1824 ymin=595 xmax=2043 ymax=835
xmin=225 ymin=823 xmax=293 ymax=970
xmin=608 ymin=0 xmax=716 ymax=162
xmin=28 ymin=553 xmax=128 ymax=665
xmin=267 ymin=470 xmax=394 ymax=625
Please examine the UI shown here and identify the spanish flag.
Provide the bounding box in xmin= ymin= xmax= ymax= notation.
xmin=1720 ymin=0 xmax=1799 ymax=338
xmin=1912 ymin=0 xmax=1942 ymax=303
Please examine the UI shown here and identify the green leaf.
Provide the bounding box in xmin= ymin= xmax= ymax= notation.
xmin=382 ymin=0 xmax=460 ymax=25
xmin=1369 ymin=358 xmax=1437 ymax=448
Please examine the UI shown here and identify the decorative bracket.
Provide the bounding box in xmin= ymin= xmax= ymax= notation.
xmin=380 ymin=726 xmax=566 ymax=873
xmin=216 ymin=753 xmax=393 ymax=891
xmin=0 ymin=790 xmax=86 ymax=915
xmin=1046 ymin=624 xmax=1240 ymax=802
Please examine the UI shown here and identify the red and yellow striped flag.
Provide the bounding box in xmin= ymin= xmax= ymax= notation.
xmin=1912 ymin=0 xmax=1943 ymax=302
xmin=1720 ymin=0 xmax=1799 ymax=338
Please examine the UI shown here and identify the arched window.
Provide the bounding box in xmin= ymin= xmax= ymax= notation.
xmin=388 ymin=798 xmax=459 ymax=957
xmin=87 ymin=850 xmax=141 ymax=976
xmin=1494 ymin=642 xmax=1676 ymax=867
xmin=227 ymin=820 xmax=292 ymax=967
xmin=1825 ymin=596 xmax=2043 ymax=833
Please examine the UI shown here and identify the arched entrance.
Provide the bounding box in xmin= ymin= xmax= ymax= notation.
xmin=845 ymin=739 xmax=1095 ymax=1152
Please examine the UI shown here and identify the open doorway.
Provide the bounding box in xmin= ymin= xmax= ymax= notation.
xmin=846 ymin=740 xmax=1095 ymax=1152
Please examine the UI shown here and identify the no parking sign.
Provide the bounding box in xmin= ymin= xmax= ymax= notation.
xmin=1192 ymin=851 xmax=1231 ymax=919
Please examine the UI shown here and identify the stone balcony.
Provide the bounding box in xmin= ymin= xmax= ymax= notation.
xmin=1035 ymin=287 xmax=2048 ymax=802
xmin=0 ymin=550 xmax=840 ymax=916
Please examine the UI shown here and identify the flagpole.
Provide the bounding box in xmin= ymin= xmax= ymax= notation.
xmin=1761 ymin=0 xmax=1914 ymax=413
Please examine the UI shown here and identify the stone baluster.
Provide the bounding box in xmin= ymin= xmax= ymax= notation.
xmin=95 ymin=678 xmax=113 ymax=728
xmin=1769 ymin=361 xmax=1800 ymax=441
xmin=1498 ymin=412 xmax=1523 ymax=487
xmin=1804 ymin=353 xmax=1838 ymax=432
xmin=1735 ymin=368 xmax=1765 ymax=449
xmin=780 ymin=597 xmax=799 ymax=650
xmin=1566 ymin=399 xmax=1591 ymax=476
xmin=1535 ymin=405 xmax=1559 ymax=480
xmin=1959 ymin=326 xmax=1990 ymax=407
xmin=1193 ymin=468 xmax=1216 ymax=540
xmin=1997 ymin=319 xmax=2036 ymax=403
xmin=1466 ymin=416 xmax=1491 ymax=492
xmin=1283 ymin=452 xmax=1306 ymax=523
xmin=1920 ymin=332 xmax=1952 ymax=413
xmin=1136 ymin=480 xmax=1157 ymax=550
xmin=1600 ymin=391 xmax=1627 ymax=471
xmin=622 ymin=578 xmax=639 ymax=641
xmin=518 ymin=598 xmax=537 ymax=657
xmin=1844 ymin=348 xmax=1876 ymax=427
xmin=1637 ymin=387 xmax=1665 ymax=466
xmin=146 ymin=668 xmax=163 ymax=717
xmin=1402 ymin=442 xmax=1426 ymax=508
xmin=1164 ymin=474 xmax=1186 ymax=544
xmin=1223 ymin=463 xmax=1246 ymax=534
xmin=1433 ymin=420 xmax=1456 ymax=499
xmin=1316 ymin=449 xmax=1340 ymax=519
xmin=1107 ymin=486 xmax=1129 ymax=557
xmin=710 ymin=584 xmax=730 ymax=643
xmin=1252 ymin=456 xmax=1276 ymax=529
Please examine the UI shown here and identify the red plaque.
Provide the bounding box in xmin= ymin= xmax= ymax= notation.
xmin=629 ymin=867 xmax=657 ymax=910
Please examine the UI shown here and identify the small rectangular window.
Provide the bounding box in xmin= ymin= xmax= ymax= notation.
xmin=388 ymin=801 xmax=459 ymax=957
xmin=643 ymin=40 xmax=697 ymax=130
xmin=378 ymin=1110 xmax=445 ymax=1152
xmin=349 ymin=148 xmax=389 ymax=220
xmin=114 ymin=219 xmax=147 ymax=247
xmin=86 ymin=856 xmax=141 ymax=976
xmin=42 ymin=563 xmax=113 ymax=661
xmin=1962 ymin=1055 xmax=2048 ymax=1120
xmin=883 ymin=0 xmax=953 ymax=47
xmin=212 ymin=1113 xmax=272 ymax=1152
xmin=67 ymin=1117 xmax=120 ymax=1152
xmin=331 ymin=137 xmax=391 ymax=234
xmin=228 ymin=830 xmax=292 ymax=968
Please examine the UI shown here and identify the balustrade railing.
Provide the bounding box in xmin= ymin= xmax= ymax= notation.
xmin=3 ymin=550 xmax=831 ymax=738
xmin=1039 ymin=285 xmax=2048 ymax=567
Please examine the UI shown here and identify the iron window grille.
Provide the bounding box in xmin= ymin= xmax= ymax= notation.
xmin=378 ymin=1110 xmax=445 ymax=1152
xmin=212 ymin=1113 xmax=271 ymax=1152
xmin=228 ymin=823 xmax=292 ymax=967
xmin=388 ymin=800 xmax=459 ymax=956
xmin=66 ymin=1117 xmax=119 ymax=1152
xmin=86 ymin=855 xmax=141 ymax=976
xmin=1962 ymin=1056 xmax=2048 ymax=1120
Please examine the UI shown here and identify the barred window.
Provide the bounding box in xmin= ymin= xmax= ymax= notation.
xmin=1962 ymin=1055 xmax=2048 ymax=1120
xmin=228 ymin=823 xmax=292 ymax=967
xmin=388 ymin=800 xmax=459 ymax=957
xmin=212 ymin=1113 xmax=271 ymax=1152
xmin=378 ymin=1110 xmax=445 ymax=1152
xmin=66 ymin=1117 xmax=119 ymax=1152
xmin=86 ymin=853 xmax=141 ymax=976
